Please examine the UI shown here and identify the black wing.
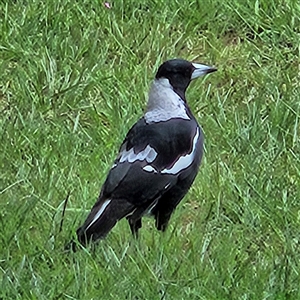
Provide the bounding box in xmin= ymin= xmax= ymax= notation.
xmin=100 ymin=117 xmax=202 ymax=206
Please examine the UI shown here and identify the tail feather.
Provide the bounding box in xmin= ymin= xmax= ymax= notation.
xmin=77 ymin=198 xmax=134 ymax=246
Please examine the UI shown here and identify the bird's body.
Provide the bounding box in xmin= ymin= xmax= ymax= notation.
xmin=76 ymin=59 xmax=217 ymax=246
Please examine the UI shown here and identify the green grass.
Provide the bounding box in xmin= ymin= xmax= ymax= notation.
xmin=1 ymin=0 xmax=299 ymax=299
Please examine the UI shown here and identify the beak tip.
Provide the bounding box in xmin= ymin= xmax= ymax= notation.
xmin=208 ymin=67 xmax=218 ymax=74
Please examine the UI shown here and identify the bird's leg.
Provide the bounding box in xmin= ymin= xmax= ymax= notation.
xmin=155 ymin=209 xmax=173 ymax=232
xmin=127 ymin=218 xmax=142 ymax=239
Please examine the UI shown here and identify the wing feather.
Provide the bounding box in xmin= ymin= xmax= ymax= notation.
xmin=100 ymin=117 xmax=202 ymax=207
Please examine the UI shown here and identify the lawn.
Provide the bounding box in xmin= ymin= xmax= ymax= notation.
xmin=0 ymin=0 xmax=299 ymax=299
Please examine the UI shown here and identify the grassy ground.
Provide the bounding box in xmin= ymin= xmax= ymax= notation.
xmin=1 ymin=0 xmax=299 ymax=299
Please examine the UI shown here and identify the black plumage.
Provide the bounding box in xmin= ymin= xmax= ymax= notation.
xmin=76 ymin=58 xmax=217 ymax=246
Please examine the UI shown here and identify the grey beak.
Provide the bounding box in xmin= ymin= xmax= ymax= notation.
xmin=191 ymin=63 xmax=217 ymax=79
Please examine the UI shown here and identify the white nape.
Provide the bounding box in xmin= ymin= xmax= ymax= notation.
xmin=144 ymin=78 xmax=190 ymax=123
xmin=85 ymin=199 xmax=111 ymax=231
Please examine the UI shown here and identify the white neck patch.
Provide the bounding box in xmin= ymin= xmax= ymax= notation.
xmin=144 ymin=78 xmax=190 ymax=123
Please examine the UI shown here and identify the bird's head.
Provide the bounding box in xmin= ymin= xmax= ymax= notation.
xmin=155 ymin=59 xmax=217 ymax=101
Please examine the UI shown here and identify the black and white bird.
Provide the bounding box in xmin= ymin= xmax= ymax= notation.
xmin=76 ymin=58 xmax=217 ymax=246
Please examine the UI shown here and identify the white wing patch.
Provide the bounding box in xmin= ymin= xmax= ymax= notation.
xmin=143 ymin=165 xmax=158 ymax=173
xmin=85 ymin=199 xmax=111 ymax=231
xmin=119 ymin=145 xmax=157 ymax=163
xmin=142 ymin=128 xmax=200 ymax=175
xmin=161 ymin=128 xmax=200 ymax=175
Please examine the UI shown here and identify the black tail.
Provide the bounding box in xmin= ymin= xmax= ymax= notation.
xmin=76 ymin=198 xmax=134 ymax=246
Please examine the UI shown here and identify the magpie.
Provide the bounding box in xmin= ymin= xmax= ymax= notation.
xmin=76 ymin=58 xmax=217 ymax=246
